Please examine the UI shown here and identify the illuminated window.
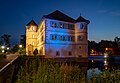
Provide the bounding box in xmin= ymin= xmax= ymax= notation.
xmin=51 ymin=21 xmax=56 ymax=27
xmin=32 ymin=34 xmax=35 ymax=38
xmin=50 ymin=34 xmax=57 ymax=40
xmin=56 ymin=51 xmax=60 ymax=56
xmin=77 ymin=36 xmax=83 ymax=41
xmin=59 ymin=23 xmax=63 ymax=28
xmin=80 ymin=24 xmax=84 ymax=29
xmin=68 ymin=24 xmax=74 ymax=30
xmin=67 ymin=36 xmax=71 ymax=41
xmin=57 ymin=35 xmax=60 ymax=40
xmin=64 ymin=23 xmax=68 ymax=29
xmin=67 ymin=36 xmax=74 ymax=41
xmin=60 ymin=36 xmax=63 ymax=40
xmin=32 ymin=42 xmax=34 ymax=45
xmin=62 ymin=36 xmax=66 ymax=41
xmin=33 ymin=27 xmax=35 ymax=31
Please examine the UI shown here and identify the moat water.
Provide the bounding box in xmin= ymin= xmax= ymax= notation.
xmin=87 ymin=55 xmax=120 ymax=80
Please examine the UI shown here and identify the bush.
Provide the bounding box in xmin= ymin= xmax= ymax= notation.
xmin=16 ymin=57 xmax=85 ymax=83
xmin=89 ymin=69 xmax=120 ymax=83
xmin=0 ymin=53 xmax=6 ymax=59
xmin=16 ymin=56 xmax=120 ymax=83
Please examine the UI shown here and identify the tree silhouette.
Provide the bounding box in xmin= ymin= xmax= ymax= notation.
xmin=1 ymin=34 xmax=11 ymax=47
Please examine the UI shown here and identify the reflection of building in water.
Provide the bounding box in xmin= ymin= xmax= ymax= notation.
xmin=87 ymin=68 xmax=101 ymax=80
xmin=26 ymin=10 xmax=90 ymax=58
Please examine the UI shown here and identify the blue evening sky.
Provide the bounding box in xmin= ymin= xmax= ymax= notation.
xmin=0 ymin=0 xmax=120 ymax=44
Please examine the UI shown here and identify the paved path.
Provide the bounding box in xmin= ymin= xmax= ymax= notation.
xmin=0 ymin=54 xmax=18 ymax=70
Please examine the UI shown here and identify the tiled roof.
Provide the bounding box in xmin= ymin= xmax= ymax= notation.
xmin=26 ymin=20 xmax=38 ymax=26
xmin=43 ymin=10 xmax=76 ymax=23
xmin=76 ymin=16 xmax=90 ymax=23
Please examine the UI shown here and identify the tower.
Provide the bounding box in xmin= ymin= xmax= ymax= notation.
xmin=75 ymin=16 xmax=90 ymax=57
xmin=26 ymin=20 xmax=38 ymax=55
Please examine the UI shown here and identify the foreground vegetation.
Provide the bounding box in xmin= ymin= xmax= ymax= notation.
xmin=16 ymin=56 xmax=120 ymax=83
xmin=0 ymin=53 xmax=6 ymax=59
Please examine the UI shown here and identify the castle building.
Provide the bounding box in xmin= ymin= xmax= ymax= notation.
xmin=26 ymin=10 xmax=90 ymax=58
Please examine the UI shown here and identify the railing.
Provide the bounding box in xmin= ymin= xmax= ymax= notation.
xmin=0 ymin=56 xmax=18 ymax=83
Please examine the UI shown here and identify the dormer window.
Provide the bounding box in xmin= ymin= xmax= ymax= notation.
xmin=80 ymin=24 xmax=84 ymax=29
xmin=32 ymin=27 xmax=36 ymax=31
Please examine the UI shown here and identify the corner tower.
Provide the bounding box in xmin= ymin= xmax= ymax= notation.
xmin=26 ymin=20 xmax=38 ymax=55
xmin=75 ymin=16 xmax=90 ymax=57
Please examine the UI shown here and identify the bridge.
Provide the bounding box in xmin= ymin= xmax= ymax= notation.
xmin=0 ymin=54 xmax=18 ymax=83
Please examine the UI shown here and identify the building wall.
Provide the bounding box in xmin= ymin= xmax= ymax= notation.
xmin=36 ymin=20 xmax=45 ymax=55
xmin=44 ymin=19 xmax=87 ymax=57
xmin=75 ymin=22 xmax=88 ymax=57
xmin=45 ymin=44 xmax=77 ymax=58
xmin=26 ymin=18 xmax=88 ymax=57
xmin=26 ymin=25 xmax=37 ymax=55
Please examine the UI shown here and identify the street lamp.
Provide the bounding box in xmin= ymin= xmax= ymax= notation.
xmin=7 ymin=47 xmax=9 ymax=50
xmin=1 ymin=46 xmax=5 ymax=49
xmin=19 ymin=44 xmax=22 ymax=48
xmin=1 ymin=46 xmax=5 ymax=53
xmin=2 ymin=50 xmax=5 ymax=53
xmin=19 ymin=44 xmax=23 ymax=55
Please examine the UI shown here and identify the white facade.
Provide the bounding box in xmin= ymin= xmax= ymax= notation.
xmin=26 ymin=10 xmax=90 ymax=58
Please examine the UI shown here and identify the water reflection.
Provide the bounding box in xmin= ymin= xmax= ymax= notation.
xmin=87 ymin=68 xmax=101 ymax=80
xmin=86 ymin=56 xmax=120 ymax=80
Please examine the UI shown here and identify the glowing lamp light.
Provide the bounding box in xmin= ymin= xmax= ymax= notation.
xmin=2 ymin=50 xmax=5 ymax=53
xmin=7 ymin=47 xmax=9 ymax=50
xmin=1 ymin=46 xmax=5 ymax=49
xmin=104 ymin=53 xmax=108 ymax=58
xmin=104 ymin=60 xmax=107 ymax=64
xmin=104 ymin=55 xmax=107 ymax=58
xmin=92 ymin=60 xmax=94 ymax=62
xmin=105 ymin=48 xmax=108 ymax=51
xmin=105 ymin=66 xmax=108 ymax=70
xmin=19 ymin=44 xmax=22 ymax=48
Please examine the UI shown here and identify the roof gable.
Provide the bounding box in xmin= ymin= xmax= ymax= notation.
xmin=76 ymin=16 xmax=90 ymax=23
xmin=43 ymin=10 xmax=75 ymax=23
xmin=26 ymin=20 xmax=38 ymax=26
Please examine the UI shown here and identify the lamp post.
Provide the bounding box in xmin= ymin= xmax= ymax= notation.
xmin=1 ymin=46 xmax=5 ymax=53
xmin=19 ymin=44 xmax=22 ymax=55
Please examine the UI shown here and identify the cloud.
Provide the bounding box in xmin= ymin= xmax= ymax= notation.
xmin=110 ymin=11 xmax=120 ymax=16
xmin=97 ymin=10 xmax=108 ymax=13
xmin=97 ymin=9 xmax=120 ymax=17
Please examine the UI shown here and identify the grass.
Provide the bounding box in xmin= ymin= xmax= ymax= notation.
xmin=16 ymin=56 xmax=120 ymax=83
xmin=0 ymin=53 xmax=6 ymax=59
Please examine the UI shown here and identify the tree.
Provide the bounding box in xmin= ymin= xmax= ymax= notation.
xmin=0 ymin=37 xmax=2 ymax=46
xmin=20 ymin=35 xmax=26 ymax=48
xmin=11 ymin=44 xmax=19 ymax=53
xmin=113 ymin=36 xmax=120 ymax=55
xmin=114 ymin=36 xmax=120 ymax=43
xmin=1 ymin=34 xmax=11 ymax=47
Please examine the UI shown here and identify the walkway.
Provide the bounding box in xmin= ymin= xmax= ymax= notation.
xmin=0 ymin=54 xmax=18 ymax=70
